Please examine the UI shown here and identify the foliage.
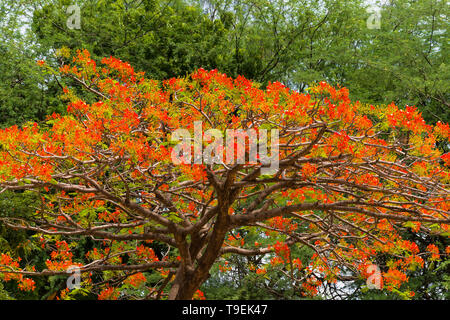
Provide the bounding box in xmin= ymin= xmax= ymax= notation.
xmin=32 ymin=0 xmax=231 ymax=80
xmin=0 ymin=0 xmax=64 ymax=127
xmin=0 ymin=0 xmax=449 ymax=301
xmin=0 ymin=50 xmax=448 ymax=300
xmin=1 ymin=0 xmax=448 ymax=127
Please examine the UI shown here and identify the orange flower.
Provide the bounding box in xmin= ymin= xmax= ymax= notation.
xmin=98 ymin=286 xmax=119 ymax=300
xmin=426 ymin=244 xmax=440 ymax=260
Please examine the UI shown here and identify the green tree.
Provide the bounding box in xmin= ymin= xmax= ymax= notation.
xmin=344 ymin=0 xmax=449 ymax=124
xmin=0 ymin=0 xmax=64 ymax=127
xmin=32 ymin=0 xmax=230 ymax=79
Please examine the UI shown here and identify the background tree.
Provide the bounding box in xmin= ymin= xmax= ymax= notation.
xmin=0 ymin=0 xmax=64 ymax=127
xmin=32 ymin=0 xmax=231 ymax=79
xmin=344 ymin=0 xmax=449 ymax=125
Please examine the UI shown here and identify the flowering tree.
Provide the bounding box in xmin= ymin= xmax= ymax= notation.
xmin=0 ymin=49 xmax=449 ymax=300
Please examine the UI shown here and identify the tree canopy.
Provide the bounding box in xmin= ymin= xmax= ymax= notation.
xmin=0 ymin=49 xmax=448 ymax=300
xmin=1 ymin=0 xmax=448 ymax=127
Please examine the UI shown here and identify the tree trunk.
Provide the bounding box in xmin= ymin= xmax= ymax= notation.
xmin=168 ymin=265 xmax=209 ymax=300
xmin=168 ymin=207 xmax=230 ymax=300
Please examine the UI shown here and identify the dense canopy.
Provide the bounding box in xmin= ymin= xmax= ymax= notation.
xmin=0 ymin=49 xmax=448 ymax=300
